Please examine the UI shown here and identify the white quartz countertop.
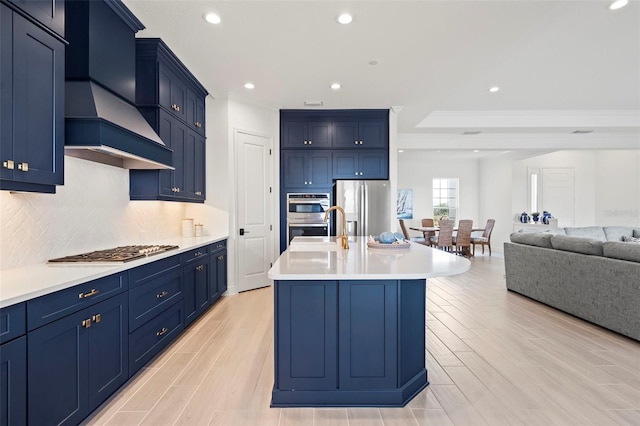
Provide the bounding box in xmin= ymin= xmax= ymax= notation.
xmin=268 ymin=236 xmax=470 ymax=280
xmin=0 ymin=233 xmax=228 ymax=308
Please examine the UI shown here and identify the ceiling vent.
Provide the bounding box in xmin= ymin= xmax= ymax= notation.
xmin=572 ymin=129 xmax=594 ymax=134
xmin=304 ymin=100 xmax=324 ymax=107
xmin=463 ymin=130 xmax=482 ymax=135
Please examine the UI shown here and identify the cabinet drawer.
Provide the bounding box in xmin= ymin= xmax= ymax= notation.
xmin=0 ymin=302 xmax=25 ymax=344
xmin=129 ymin=300 xmax=183 ymax=376
xmin=210 ymin=240 xmax=226 ymax=252
xmin=27 ymin=273 xmax=127 ymax=331
xmin=180 ymin=246 xmax=209 ymax=264
xmin=129 ymin=268 xmax=182 ymax=332
xmin=129 ymin=255 xmax=181 ymax=287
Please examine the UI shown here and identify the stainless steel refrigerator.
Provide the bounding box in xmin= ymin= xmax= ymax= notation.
xmin=334 ymin=180 xmax=391 ymax=237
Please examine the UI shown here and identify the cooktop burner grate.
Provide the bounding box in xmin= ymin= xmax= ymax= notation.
xmin=48 ymin=245 xmax=180 ymax=263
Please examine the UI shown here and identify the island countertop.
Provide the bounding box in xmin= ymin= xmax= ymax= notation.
xmin=268 ymin=236 xmax=470 ymax=281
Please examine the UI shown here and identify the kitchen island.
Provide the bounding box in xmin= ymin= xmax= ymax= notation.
xmin=268 ymin=236 xmax=470 ymax=407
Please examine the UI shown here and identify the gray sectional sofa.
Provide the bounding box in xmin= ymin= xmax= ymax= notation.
xmin=504 ymin=226 xmax=640 ymax=341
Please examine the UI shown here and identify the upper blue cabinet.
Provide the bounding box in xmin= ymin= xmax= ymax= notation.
xmin=131 ymin=38 xmax=208 ymax=203
xmin=0 ymin=1 xmax=65 ymax=194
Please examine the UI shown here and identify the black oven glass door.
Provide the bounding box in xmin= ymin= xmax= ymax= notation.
xmin=288 ymin=201 xmax=329 ymax=214
xmin=288 ymin=224 xmax=329 ymax=243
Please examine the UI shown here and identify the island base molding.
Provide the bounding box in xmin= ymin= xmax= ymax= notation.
xmin=271 ymin=370 xmax=428 ymax=407
xmin=272 ymin=278 xmax=428 ymax=407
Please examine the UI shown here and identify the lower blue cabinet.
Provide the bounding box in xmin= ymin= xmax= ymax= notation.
xmin=28 ymin=292 xmax=128 ymax=426
xmin=210 ymin=243 xmax=227 ymax=303
xmin=183 ymin=255 xmax=210 ymax=327
xmin=0 ymin=336 xmax=26 ymax=426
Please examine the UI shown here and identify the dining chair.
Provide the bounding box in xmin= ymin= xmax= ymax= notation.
xmin=452 ymin=219 xmax=473 ymax=257
xmin=471 ymin=219 xmax=495 ymax=256
xmin=421 ymin=218 xmax=436 ymax=246
xmin=399 ymin=219 xmax=427 ymax=244
xmin=430 ymin=219 xmax=453 ymax=251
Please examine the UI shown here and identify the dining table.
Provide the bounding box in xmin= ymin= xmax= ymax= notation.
xmin=409 ymin=226 xmax=486 ymax=233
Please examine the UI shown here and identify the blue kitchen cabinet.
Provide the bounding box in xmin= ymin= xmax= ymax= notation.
xmin=28 ymin=292 xmax=129 ymax=426
xmin=338 ymin=280 xmax=397 ymax=389
xmin=333 ymin=119 xmax=388 ymax=149
xmin=282 ymin=120 xmax=332 ymax=149
xmin=210 ymin=241 xmax=228 ymax=303
xmin=275 ymin=280 xmax=338 ymax=391
xmin=182 ymin=249 xmax=211 ymax=327
xmin=0 ymin=302 xmax=26 ymax=426
xmin=0 ymin=3 xmax=65 ymax=194
xmin=332 ymin=150 xmax=388 ymax=179
xmin=131 ymin=38 xmax=208 ymax=203
xmin=281 ymin=150 xmax=332 ymax=188
xmin=9 ymin=0 xmax=65 ymax=37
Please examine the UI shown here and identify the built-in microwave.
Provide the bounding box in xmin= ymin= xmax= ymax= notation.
xmin=287 ymin=223 xmax=330 ymax=244
xmin=286 ymin=193 xmax=330 ymax=224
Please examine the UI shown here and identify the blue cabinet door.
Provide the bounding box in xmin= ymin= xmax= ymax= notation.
xmin=281 ymin=151 xmax=306 ymax=187
xmin=210 ymin=246 xmax=227 ymax=303
xmin=282 ymin=150 xmax=331 ymax=188
xmin=184 ymin=128 xmax=206 ymax=200
xmin=332 ymin=151 xmax=359 ymax=179
xmin=358 ymin=120 xmax=387 ymax=148
xmin=276 ymin=280 xmax=338 ymax=390
xmin=0 ymin=5 xmax=12 ymax=185
xmin=10 ymin=0 xmax=65 ymax=37
xmin=0 ymin=336 xmax=26 ymax=426
xmin=308 ymin=151 xmax=332 ymax=187
xmin=333 ymin=121 xmax=359 ymax=148
xmin=28 ymin=309 xmax=88 ymax=426
xmin=183 ymin=258 xmax=210 ymax=326
xmin=282 ymin=121 xmax=332 ymax=148
xmin=87 ymin=293 xmax=129 ymax=410
xmin=338 ymin=280 xmax=397 ymax=389
xmin=332 ymin=150 xmax=388 ymax=180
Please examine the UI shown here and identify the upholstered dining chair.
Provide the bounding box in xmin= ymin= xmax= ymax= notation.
xmin=430 ymin=219 xmax=453 ymax=251
xmin=471 ymin=219 xmax=495 ymax=256
xmin=421 ymin=218 xmax=436 ymax=246
xmin=452 ymin=219 xmax=473 ymax=257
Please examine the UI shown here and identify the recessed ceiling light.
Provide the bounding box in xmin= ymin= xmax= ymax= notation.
xmin=474 ymin=150 xmax=480 ymax=153
xmin=489 ymin=86 xmax=500 ymax=93
xmin=244 ymin=82 xmax=255 ymax=89
xmin=609 ymin=0 xmax=628 ymax=10
xmin=368 ymin=60 xmax=379 ymax=66
xmin=203 ymin=12 xmax=221 ymax=24
xmin=398 ymin=150 xmax=404 ymax=153
xmin=337 ymin=13 xmax=353 ymax=24
xmin=330 ymin=83 xmax=341 ymax=90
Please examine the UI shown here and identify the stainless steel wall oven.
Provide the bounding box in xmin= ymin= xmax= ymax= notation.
xmin=286 ymin=193 xmax=330 ymax=245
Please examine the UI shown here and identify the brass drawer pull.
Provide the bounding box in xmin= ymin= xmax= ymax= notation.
xmin=157 ymin=327 xmax=168 ymax=337
xmin=194 ymin=251 xmax=203 ymax=256
xmin=17 ymin=162 xmax=29 ymax=171
xmin=92 ymin=314 xmax=101 ymax=323
xmin=195 ymin=121 xmax=202 ymax=128
xmin=2 ymin=160 xmax=14 ymax=169
xmin=196 ymin=265 xmax=204 ymax=271
xmin=79 ymin=289 xmax=99 ymax=299
xmin=82 ymin=319 xmax=92 ymax=328
xmin=156 ymin=291 xmax=168 ymax=299
xmin=195 ymin=191 xmax=202 ymax=196
xmin=171 ymin=103 xmax=180 ymax=112
xmin=217 ymin=255 xmax=224 ymax=260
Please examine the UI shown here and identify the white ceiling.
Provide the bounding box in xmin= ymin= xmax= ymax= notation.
xmin=122 ymin=0 xmax=640 ymax=142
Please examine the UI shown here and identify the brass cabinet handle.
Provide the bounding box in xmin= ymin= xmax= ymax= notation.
xmin=195 ymin=121 xmax=202 ymax=128
xmin=354 ymin=140 xmax=358 ymax=145
xmin=308 ymin=140 xmax=312 ymax=144
xmin=195 ymin=251 xmax=203 ymax=256
xmin=217 ymin=244 xmax=224 ymax=249
xmin=17 ymin=162 xmax=28 ymax=172
xmin=82 ymin=319 xmax=92 ymax=328
xmin=92 ymin=314 xmax=101 ymax=323
xmin=2 ymin=160 xmax=14 ymax=170
xmin=217 ymin=255 xmax=224 ymax=260
xmin=359 ymin=140 xmax=363 ymax=145
xmin=171 ymin=103 xmax=180 ymax=112
xmin=156 ymin=291 xmax=168 ymax=299
xmin=157 ymin=327 xmax=168 ymax=337
xmin=79 ymin=289 xmax=99 ymax=299
xmin=196 ymin=265 xmax=204 ymax=271
xmin=195 ymin=191 xmax=202 ymax=196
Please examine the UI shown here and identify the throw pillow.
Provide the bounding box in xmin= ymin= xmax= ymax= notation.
xmin=622 ymin=235 xmax=640 ymax=243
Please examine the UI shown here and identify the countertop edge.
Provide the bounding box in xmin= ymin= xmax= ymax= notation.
xmin=0 ymin=234 xmax=229 ymax=308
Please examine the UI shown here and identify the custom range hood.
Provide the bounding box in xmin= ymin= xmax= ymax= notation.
xmin=64 ymin=0 xmax=173 ymax=170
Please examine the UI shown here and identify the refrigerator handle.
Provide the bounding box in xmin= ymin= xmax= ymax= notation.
xmin=363 ymin=183 xmax=369 ymax=236
xmin=359 ymin=183 xmax=365 ymax=236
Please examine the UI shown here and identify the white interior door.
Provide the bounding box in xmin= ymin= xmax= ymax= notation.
xmin=236 ymin=130 xmax=273 ymax=292
xmin=542 ymin=168 xmax=575 ymax=227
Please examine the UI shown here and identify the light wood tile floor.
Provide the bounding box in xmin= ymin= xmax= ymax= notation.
xmin=84 ymin=255 xmax=640 ymax=426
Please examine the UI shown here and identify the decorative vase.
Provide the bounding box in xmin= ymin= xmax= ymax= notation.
xmin=542 ymin=211 xmax=552 ymax=225
xmin=532 ymin=216 xmax=539 ymax=223
xmin=519 ymin=212 xmax=530 ymax=223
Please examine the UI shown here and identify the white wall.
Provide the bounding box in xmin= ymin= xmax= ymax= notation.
xmin=478 ymin=154 xmax=514 ymax=253
xmin=594 ymin=150 xmax=640 ymax=226
xmin=396 ymin=151 xmax=480 ymax=238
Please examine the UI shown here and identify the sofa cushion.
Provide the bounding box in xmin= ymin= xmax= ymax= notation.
xmin=634 ymin=229 xmax=640 ymax=238
xmin=622 ymin=235 xmax=640 ymax=243
xmin=550 ymin=235 xmax=603 ymax=256
xmin=603 ymin=241 xmax=640 ymax=263
xmin=563 ymin=226 xmax=606 ymax=241
xmin=603 ymin=226 xmax=636 ymax=241
xmin=510 ymin=232 xmax=553 ymax=248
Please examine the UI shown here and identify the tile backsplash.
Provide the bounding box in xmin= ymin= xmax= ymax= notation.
xmin=0 ymin=157 xmax=187 ymax=270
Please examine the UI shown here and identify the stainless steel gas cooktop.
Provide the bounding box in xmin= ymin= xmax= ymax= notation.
xmin=48 ymin=245 xmax=179 ymax=263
